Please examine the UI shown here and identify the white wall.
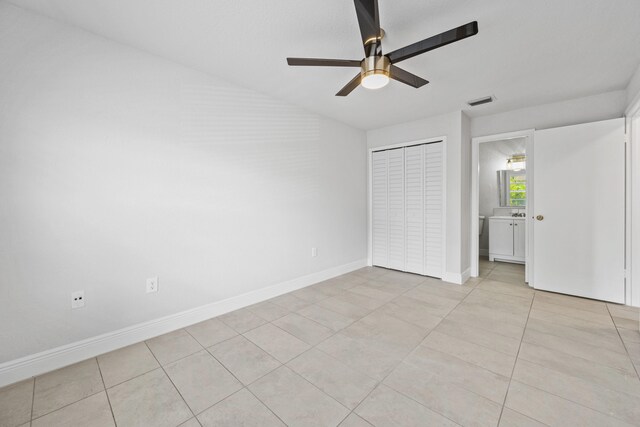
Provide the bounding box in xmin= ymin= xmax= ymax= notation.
xmin=0 ymin=4 xmax=367 ymax=363
xmin=627 ymin=64 xmax=640 ymax=108
xmin=478 ymin=139 xmax=526 ymax=252
xmin=460 ymin=113 xmax=471 ymax=275
xmin=627 ymin=64 xmax=640 ymax=307
xmin=366 ymin=111 xmax=468 ymax=282
xmin=471 ymin=90 xmax=627 ymax=137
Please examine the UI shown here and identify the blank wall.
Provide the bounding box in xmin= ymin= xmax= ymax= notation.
xmin=0 ymin=4 xmax=367 ymax=362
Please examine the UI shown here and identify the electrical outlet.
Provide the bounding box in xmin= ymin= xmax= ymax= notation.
xmin=311 ymin=247 xmax=317 ymax=257
xmin=71 ymin=290 xmax=85 ymax=309
xmin=146 ymin=277 xmax=159 ymax=293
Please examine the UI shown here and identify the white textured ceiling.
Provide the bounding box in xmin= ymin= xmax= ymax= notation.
xmin=7 ymin=0 xmax=640 ymax=130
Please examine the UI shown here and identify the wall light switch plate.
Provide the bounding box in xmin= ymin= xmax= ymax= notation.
xmin=311 ymin=247 xmax=317 ymax=257
xmin=71 ymin=290 xmax=85 ymax=309
xmin=146 ymin=277 xmax=159 ymax=293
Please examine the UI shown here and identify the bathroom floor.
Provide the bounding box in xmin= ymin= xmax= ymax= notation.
xmin=1 ymin=264 xmax=639 ymax=426
xmin=479 ymin=257 xmax=527 ymax=286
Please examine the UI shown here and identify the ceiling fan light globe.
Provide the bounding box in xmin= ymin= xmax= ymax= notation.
xmin=361 ymin=72 xmax=389 ymax=89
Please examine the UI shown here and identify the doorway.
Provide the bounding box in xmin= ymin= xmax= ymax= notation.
xmin=471 ymin=130 xmax=534 ymax=283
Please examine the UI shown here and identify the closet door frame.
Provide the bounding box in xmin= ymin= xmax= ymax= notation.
xmin=367 ymin=136 xmax=447 ymax=278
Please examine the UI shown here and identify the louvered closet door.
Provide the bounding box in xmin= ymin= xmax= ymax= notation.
xmin=424 ymin=142 xmax=443 ymax=278
xmin=387 ymin=148 xmax=405 ymax=271
xmin=404 ymin=145 xmax=425 ymax=274
xmin=371 ymin=150 xmax=388 ymax=267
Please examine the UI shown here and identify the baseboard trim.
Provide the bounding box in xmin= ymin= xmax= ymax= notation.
xmin=442 ymin=268 xmax=471 ymax=285
xmin=479 ymin=248 xmax=489 ymax=257
xmin=461 ymin=268 xmax=471 ymax=284
xmin=0 ymin=258 xmax=367 ymax=387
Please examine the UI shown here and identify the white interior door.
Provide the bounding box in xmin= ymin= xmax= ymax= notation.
xmin=371 ymin=150 xmax=388 ymax=268
xmin=533 ymin=118 xmax=625 ymax=303
xmin=424 ymin=142 xmax=443 ymax=278
xmin=387 ymin=148 xmax=405 ymax=271
xmin=405 ymin=145 xmax=424 ymax=274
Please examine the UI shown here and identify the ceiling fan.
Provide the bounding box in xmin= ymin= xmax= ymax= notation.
xmin=286 ymin=0 xmax=478 ymax=96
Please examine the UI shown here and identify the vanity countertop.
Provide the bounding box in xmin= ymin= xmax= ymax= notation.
xmin=489 ymin=215 xmax=526 ymax=220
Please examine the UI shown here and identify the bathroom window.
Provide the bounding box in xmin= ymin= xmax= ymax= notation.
xmin=498 ymin=169 xmax=527 ymax=207
xmin=509 ymin=171 xmax=526 ymax=207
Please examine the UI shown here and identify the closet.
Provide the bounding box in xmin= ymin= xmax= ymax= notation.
xmin=371 ymin=141 xmax=444 ymax=278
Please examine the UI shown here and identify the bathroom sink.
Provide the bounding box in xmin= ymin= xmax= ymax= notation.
xmin=490 ymin=215 xmax=526 ymax=220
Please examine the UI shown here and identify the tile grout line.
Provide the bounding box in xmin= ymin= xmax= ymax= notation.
xmin=517 ymin=331 xmax=637 ymax=374
xmin=284 ymin=353 xmax=362 ymax=427
xmin=281 ymin=271 xmax=436 ymax=426
xmin=379 ymin=275 xmax=496 ymax=418
xmin=531 ymin=306 xmax=619 ymax=330
xmin=307 ymin=277 xmax=429 ymax=357
xmin=218 ymin=314 xmax=268 ymax=336
xmin=189 ymin=290 xmax=381 ymax=424
xmin=29 ymin=388 xmax=106 ymax=422
xmin=606 ymin=305 xmax=640 ymax=381
xmin=239 ymin=323 xmax=310 ymax=361
xmin=503 ymin=371 xmax=636 ymax=425
xmin=94 ymin=360 xmax=159 ymax=391
xmin=183 ymin=325 xmax=240 ymax=353
xmin=95 ymin=357 xmax=118 ymax=427
xmin=267 ymin=311 xmax=340 ymax=345
xmin=535 ymin=293 xmax=615 ymax=313
xmin=269 ymin=304 xmax=350 ymax=338
xmin=230 ymin=383 xmax=288 ymax=426
xmin=495 ymin=286 xmax=536 ymax=426
xmin=229 ymin=322 xmax=359 ymax=421
xmin=203 ymin=341 xmax=282 ymax=387
xmin=296 ymin=298 xmax=369 ymax=327
xmin=183 ymin=326 xmax=288 ymax=425
xmin=202 ymin=346 xmax=289 ymax=426
xmin=29 ymin=375 xmax=35 ymax=424
xmin=430 ymin=306 xmax=528 ymax=358
xmin=340 ymin=275 xmax=485 ymax=427
xmin=524 ymin=316 xmax=627 ymax=355
xmin=269 ymin=363 xmax=353 ymax=422
xmin=142 ymin=341 xmax=197 ymax=423
xmin=481 ymin=288 xmax=640 ymax=425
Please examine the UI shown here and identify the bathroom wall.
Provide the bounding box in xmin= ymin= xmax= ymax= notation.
xmin=478 ymin=138 xmax=526 ymax=253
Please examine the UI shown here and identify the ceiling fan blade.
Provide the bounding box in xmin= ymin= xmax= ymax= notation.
xmin=387 ymin=21 xmax=478 ymax=64
xmin=287 ymin=58 xmax=362 ymax=67
xmin=354 ymin=0 xmax=381 ymax=51
xmin=336 ymin=73 xmax=362 ymax=96
xmin=389 ymin=65 xmax=429 ymax=88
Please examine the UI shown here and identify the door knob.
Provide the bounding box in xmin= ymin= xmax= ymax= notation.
xmin=536 ymin=215 xmax=544 ymax=221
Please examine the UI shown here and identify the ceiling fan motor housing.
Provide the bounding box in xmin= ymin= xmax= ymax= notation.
xmin=361 ymin=55 xmax=390 ymax=79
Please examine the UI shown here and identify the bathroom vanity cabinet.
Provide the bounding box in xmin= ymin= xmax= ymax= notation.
xmin=488 ymin=217 xmax=525 ymax=263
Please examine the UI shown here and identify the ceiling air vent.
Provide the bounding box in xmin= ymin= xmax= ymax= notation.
xmin=467 ymin=96 xmax=495 ymax=107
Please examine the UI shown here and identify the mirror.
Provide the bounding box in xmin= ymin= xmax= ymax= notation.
xmin=497 ymin=169 xmax=526 ymax=207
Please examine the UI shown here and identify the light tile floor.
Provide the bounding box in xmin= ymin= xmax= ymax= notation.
xmin=2 ymin=259 xmax=640 ymax=426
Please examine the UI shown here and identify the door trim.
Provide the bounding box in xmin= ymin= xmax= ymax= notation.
xmin=367 ymin=136 xmax=447 ymax=280
xmin=470 ymin=129 xmax=535 ymax=284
